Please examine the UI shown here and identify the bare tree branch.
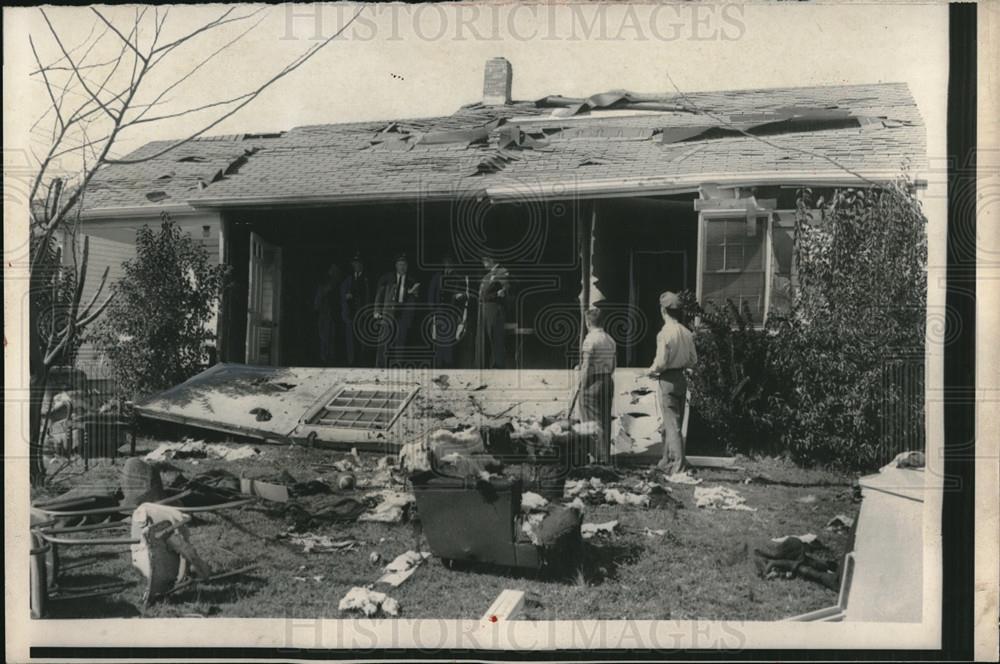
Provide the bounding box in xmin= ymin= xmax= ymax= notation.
xmin=109 ymin=7 xmax=365 ymax=164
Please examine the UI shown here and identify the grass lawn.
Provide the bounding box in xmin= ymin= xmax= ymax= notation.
xmin=32 ymin=438 xmax=859 ymax=621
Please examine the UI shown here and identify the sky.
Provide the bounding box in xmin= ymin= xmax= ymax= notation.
xmin=6 ymin=2 xmax=949 ymax=164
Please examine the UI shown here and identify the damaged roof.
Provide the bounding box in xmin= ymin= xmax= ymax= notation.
xmin=83 ymin=82 xmax=925 ymax=213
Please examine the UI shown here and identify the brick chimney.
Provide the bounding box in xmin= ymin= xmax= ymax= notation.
xmin=482 ymin=57 xmax=512 ymax=106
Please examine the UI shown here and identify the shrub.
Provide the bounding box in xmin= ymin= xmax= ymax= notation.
xmin=774 ymin=183 xmax=927 ymax=470
xmin=680 ymin=293 xmax=790 ymax=458
xmin=89 ymin=215 xmax=229 ymax=402
xmin=683 ymin=181 xmax=926 ymax=471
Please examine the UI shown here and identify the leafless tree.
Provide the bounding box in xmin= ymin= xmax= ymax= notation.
xmin=26 ymin=6 xmax=363 ymax=484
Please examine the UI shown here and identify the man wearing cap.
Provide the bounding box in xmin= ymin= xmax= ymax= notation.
xmin=647 ymin=291 xmax=698 ymax=474
xmin=374 ymin=253 xmax=420 ymax=368
xmin=340 ymin=252 xmax=372 ymax=367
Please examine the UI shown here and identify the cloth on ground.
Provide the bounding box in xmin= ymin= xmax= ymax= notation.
xmin=338 ymin=586 xmax=400 ymax=617
xmin=121 ymin=457 xmax=167 ymax=508
xmin=694 ymin=485 xmax=756 ymax=511
xmin=359 ymin=490 xmax=414 ymax=523
xmin=377 ymin=550 xmax=431 ymax=586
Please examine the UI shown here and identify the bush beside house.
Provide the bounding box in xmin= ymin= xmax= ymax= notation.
xmin=686 ymin=183 xmax=927 ymax=471
xmin=89 ymin=216 xmax=230 ymax=404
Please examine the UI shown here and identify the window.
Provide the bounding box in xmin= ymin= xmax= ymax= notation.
xmin=701 ymin=216 xmax=767 ymax=322
xmin=306 ymin=385 xmax=417 ymax=431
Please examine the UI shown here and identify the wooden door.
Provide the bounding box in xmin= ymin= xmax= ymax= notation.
xmin=246 ymin=232 xmax=282 ymax=365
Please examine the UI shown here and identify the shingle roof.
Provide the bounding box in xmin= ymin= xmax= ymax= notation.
xmin=82 ymin=81 xmax=925 ymax=212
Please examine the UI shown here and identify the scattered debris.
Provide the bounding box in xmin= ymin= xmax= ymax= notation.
xmin=643 ymin=527 xmax=668 ymax=537
xmin=377 ymin=551 xmax=431 ymax=587
xmin=771 ymin=533 xmax=819 ymax=545
xmin=825 ymin=514 xmax=855 ymax=533
xmin=520 ymin=491 xmax=549 ymax=512
xmin=753 ymin=537 xmax=838 ymax=591
xmin=603 ymin=488 xmax=650 ymax=507
xmin=338 ymin=586 xmax=400 ymax=617
xmin=880 ymin=450 xmax=925 ymax=472
xmin=428 ymin=428 xmax=485 ymax=459
xmin=687 ymin=456 xmax=738 ymax=470
xmin=482 ymin=589 xmax=525 ymax=622
xmin=249 ymin=407 xmax=273 ymax=422
xmin=662 ymin=471 xmax=702 ymax=485
xmin=282 ymin=533 xmax=362 ymax=553
xmin=431 ymin=375 xmax=450 ymax=389
xmin=694 ymin=486 xmax=756 ymax=511
xmin=241 ymin=477 xmax=290 ymax=503
xmin=796 ymin=494 xmax=818 ymax=504
xmin=369 ymin=552 xmax=382 ymax=565
xmin=581 ymin=520 xmax=620 ymax=540
xmin=359 ymin=490 xmax=414 ymax=523
xmin=146 ymin=440 xmax=261 ymax=463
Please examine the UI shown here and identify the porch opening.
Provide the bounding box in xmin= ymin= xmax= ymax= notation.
xmin=218 ymin=194 xmax=700 ymax=371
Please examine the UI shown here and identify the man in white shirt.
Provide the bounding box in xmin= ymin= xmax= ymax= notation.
xmin=646 ymin=291 xmax=698 ymax=474
xmin=578 ymin=307 xmax=617 ymax=463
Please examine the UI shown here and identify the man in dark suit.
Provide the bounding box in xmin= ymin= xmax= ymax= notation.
xmin=474 ymin=253 xmax=510 ymax=369
xmin=427 ymin=253 xmax=467 ymax=369
xmin=313 ymin=263 xmax=343 ymax=366
xmin=374 ymin=253 xmax=420 ymax=368
xmin=339 ymin=252 xmax=372 ymax=367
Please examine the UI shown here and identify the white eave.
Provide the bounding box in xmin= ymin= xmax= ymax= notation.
xmin=80 ymin=202 xmax=199 ymax=221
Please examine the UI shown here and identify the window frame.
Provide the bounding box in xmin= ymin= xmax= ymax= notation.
xmin=697 ymin=209 xmax=773 ymax=326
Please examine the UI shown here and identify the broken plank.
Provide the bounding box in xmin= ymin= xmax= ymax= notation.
xmin=687 ymin=455 xmax=738 ymax=469
xmin=482 ymin=589 xmax=525 ymax=622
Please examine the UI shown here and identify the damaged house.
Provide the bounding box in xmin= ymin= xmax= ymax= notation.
xmin=73 ymin=57 xmax=927 ymax=455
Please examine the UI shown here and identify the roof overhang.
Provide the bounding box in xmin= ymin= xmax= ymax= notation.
xmin=137 ymin=170 xmax=926 ymax=212
xmin=486 ymin=170 xmax=927 ymax=202
xmin=186 ymin=187 xmax=491 ymax=210
xmin=79 ymin=202 xmax=200 ymax=221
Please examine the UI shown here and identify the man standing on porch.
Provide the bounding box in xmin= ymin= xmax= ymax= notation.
xmin=646 ymin=291 xmax=698 ymax=474
xmin=474 ymin=253 xmax=509 ymax=370
xmin=427 ymin=253 xmax=464 ymax=369
xmin=340 ymin=252 xmax=372 ymax=367
xmin=374 ymin=253 xmax=419 ymax=368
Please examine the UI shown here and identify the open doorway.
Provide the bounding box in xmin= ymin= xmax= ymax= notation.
xmin=591 ymin=195 xmax=699 ymax=367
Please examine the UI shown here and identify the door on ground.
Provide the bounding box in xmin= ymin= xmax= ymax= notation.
xmin=246 ymin=232 xmax=283 ymax=365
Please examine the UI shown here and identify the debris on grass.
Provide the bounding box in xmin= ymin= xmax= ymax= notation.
xmin=377 ymin=551 xmax=431 ymax=587
xmin=282 ymin=533 xmax=362 ymax=553
xmin=694 ymin=485 xmax=756 ymax=511
xmin=359 ymin=490 xmax=414 ymax=523
xmin=603 ymin=488 xmax=650 ymax=507
xmin=644 ymin=527 xmax=668 ymax=537
xmin=662 ymin=471 xmax=702 ymax=486
xmin=520 ymin=491 xmax=549 ymax=512
xmin=581 ymin=520 xmax=620 ymax=540
xmin=369 ymin=552 xmax=382 ymax=565
xmin=825 ymin=514 xmax=855 ymax=532
xmin=796 ymin=494 xmax=818 ymax=504
xmin=338 ymin=586 xmax=400 ymax=617
xmin=146 ymin=440 xmax=261 ymax=462
xmin=771 ymin=533 xmax=819 ymax=545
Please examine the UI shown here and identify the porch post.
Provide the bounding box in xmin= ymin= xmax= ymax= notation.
xmin=216 ymin=215 xmax=231 ymax=363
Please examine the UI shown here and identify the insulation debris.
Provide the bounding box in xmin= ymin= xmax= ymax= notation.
xmin=359 ymin=490 xmax=414 ymax=523
xmin=520 ymin=491 xmax=549 ymax=512
xmin=825 ymin=514 xmax=855 ymax=532
xmin=145 ymin=440 xmax=261 ymax=462
xmin=581 ymin=520 xmax=620 ymax=540
xmin=603 ymin=488 xmax=650 ymax=508
xmin=338 ymin=586 xmax=400 ymax=617
xmin=282 ymin=533 xmax=361 ymax=553
xmin=663 ymin=471 xmax=702 ymax=486
xmin=771 ymin=533 xmax=819 ymax=545
xmin=694 ymin=486 xmax=756 ymax=512
xmin=377 ymin=551 xmax=431 ymax=587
